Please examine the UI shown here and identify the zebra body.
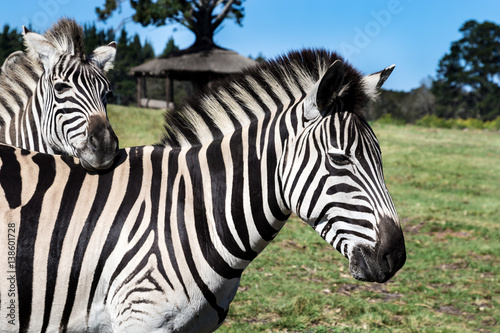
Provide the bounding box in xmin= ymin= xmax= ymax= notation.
xmin=0 ymin=18 xmax=118 ymax=171
xmin=0 ymin=49 xmax=405 ymax=332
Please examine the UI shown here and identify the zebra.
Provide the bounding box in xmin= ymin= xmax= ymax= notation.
xmin=0 ymin=18 xmax=118 ymax=171
xmin=0 ymin=49 xmax=405 ymax=332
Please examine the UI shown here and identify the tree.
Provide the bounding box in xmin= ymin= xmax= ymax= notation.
xmin=83 ymin=24 xmax=115 ymax=55
xmin=160 ymin=36 xmax=180 ymax=57
xmin=96 ymin=0 xmax=245 ymax=49
xmin=432 ymin=20 xmax=500 ymax=120
xmin=83 ymin=24 xmax=155 ymax=106
xmin=249 ymin=52 xmax=266 ymax=64
xmin=107 ymin=27 xmax=156 ymax=105
xmin=156 ymin=37 xmax=192 ymax=103
xmin=0 ymin=25 xmax=24 ymax=64
xmin=142 ymin=39 xmax=156 ymax=60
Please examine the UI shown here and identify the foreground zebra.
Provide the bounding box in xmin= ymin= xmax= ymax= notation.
xmin=0 ymin=49 xmax=405 ymax=332
xmin=0 ymin=18 xmax=118 ymax=171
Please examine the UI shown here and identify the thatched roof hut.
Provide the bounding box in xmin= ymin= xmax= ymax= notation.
xmin=130 ymin=45 xmax=256 ymax=109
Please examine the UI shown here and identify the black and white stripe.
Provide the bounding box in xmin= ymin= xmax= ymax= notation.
xmin=0 ymin=49 xmax=405 ymax=332
xmin=0 ymin=18 xmax=118 ymax=171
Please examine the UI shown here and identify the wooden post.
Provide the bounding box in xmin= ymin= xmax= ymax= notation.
xmin=136 ymin=76 xmax=147 ymax=108
xmin=165 ymin=75 xmax=174 ymax=109
xmin=136 ymin=76 xmax=142 ymax=107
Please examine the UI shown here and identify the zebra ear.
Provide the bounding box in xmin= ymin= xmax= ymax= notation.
xmin=316 ymin=60 xmax=345 ymax=111
xmin=23 ymin=26 xmax=61 ymax=72
xmin=362 ymin=65 xmax=395 ymax=100
xmin=89 ymin=42 xmax=117 ymax=73
xmin=1 ymin=51 xmax=24 ymax=73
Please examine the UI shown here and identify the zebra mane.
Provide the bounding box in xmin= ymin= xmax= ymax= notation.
xmin=43 ymin=18 xmax=86 ymax=59
xmin=160 ymin=49 xmax=369 ymax=148
xmin=0 ymin=51 xmax=40 ymax=130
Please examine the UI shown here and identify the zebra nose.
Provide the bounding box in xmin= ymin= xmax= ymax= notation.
xmin=379 ymin=247 xmax=406 ymax=278
xmin=349 ymin=219 xmax=406 ymax=283
xmin=88 ymin=133 xmax=99 ymax=152
xmin=80 ymin=116 xmax=119 ymax=170
xmin=87 ymin=125 xmax=118 ymax=154
xmin=376 ymin=217 xmax=406 ymax=278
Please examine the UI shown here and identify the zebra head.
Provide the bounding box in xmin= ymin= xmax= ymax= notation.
xmin=280 ymin=60 xmax=405 ymax=283
xmin=23 ymin=24 xmax=118 ymax=171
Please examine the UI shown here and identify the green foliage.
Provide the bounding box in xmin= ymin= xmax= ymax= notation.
xmin=160 ymin=36 xmax=180 ymax=57
xmin=374 ymin=113 xmax=405 ymax=126
xmin=415 ymin=115 xmax=500 ymax=131
xmin=366 ymin=83 xmax=435 ymax=123
xmin=82 ymin=23 xmax=115 ymax=55
xmin=105 ymin=27 xmax=156 ymax=105
xmin=415 ymin=115 xmax=452 ymax=129
xmin=454 ymin=118 xmax=485 ymax=130
xmin=432 ymin=20 xmax=500 ymax=120
xmin=249 ymin=52 xmax=266 ymax=64
xmin=97 ymin=0 xmax=245 ymax=47
xmin=0 ymin=24 xmax=24 ymax=64
xmin=373 ymin=20 xmax=500 ymax=123
xmin=484 ymin=116 xmax=500 ymax=130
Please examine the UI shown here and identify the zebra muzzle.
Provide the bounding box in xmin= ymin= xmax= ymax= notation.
xmin=348 ymin=219 xmax=406 ymax=283
xmin=77 ymin=115 xmax=119 ymax=171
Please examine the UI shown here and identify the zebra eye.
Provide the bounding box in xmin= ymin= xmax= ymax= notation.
xmin=105 ymin=90 xmax=114 ymax=101
xmin=54 ymin=82 xmax=71 ymax=93
xmin=328 ymin=153 xmax=351 ymax=166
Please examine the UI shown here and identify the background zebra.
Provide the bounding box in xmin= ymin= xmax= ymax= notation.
xmin=0 ymin=18 xmax=118 ymax=171
xmin=0 ymin=49 xmax=405 ymax=332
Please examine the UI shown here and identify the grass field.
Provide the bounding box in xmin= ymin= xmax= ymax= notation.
xmin=107 ymin=105 xmax=499 ymax=332
xmin=107 ymin=104 xmax=166 ymax=147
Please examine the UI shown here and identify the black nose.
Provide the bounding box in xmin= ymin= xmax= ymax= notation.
xmin=81 ymin=116 xmax=119 ymax=170
xmin=87 ymin=126 xmax=118 ymax=153
xmin=88 ymin=133 xmax=99 ymax=152
xmin=377 ymin=218 xmax=406 ymax=276
xmin=349 ymin=218 xmax=406 ymax=283
xmin=88 ymin=125 xmax=118 ymax=154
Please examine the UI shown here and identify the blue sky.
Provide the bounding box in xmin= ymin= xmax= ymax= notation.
xmin=1 ymin=0 xmax=500 ymax=91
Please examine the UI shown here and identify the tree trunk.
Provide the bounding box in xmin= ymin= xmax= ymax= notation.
xmin=189 ymin=0 xmax=218 ymax=50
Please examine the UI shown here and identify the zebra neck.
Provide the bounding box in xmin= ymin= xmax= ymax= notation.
xmin=158 ymin=131 xmax=291 ymax=269
xmin=0 ymin=51 xmax=41 ymax=148
xmin=26 ymin=78 xmax=52 ymax=153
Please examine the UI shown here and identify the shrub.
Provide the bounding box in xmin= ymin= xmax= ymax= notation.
xmin=454 ymin=118 xmax=484 ymax=130
xmin=376 ymin=113 xmax=406 ymax=126
xmin=416 ymin=115 xmax=500 ymax=131
xmin=415 ymin=115 xmax=452 ymax=128
xmin=484 ymin=116 xmax=500 ymax=131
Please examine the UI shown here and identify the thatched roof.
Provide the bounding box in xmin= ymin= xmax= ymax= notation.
xmin=130 ymin=46 xmax=256 ymax=79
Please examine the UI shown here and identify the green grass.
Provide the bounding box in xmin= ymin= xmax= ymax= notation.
xmin=107 ymin=104 xmax=165 ymax=147
xmin=108 ymin=105 xmax=500 ymax=332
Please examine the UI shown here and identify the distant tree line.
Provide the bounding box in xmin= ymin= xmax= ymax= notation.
xmin=1 ymin=17 xmax=499 ymax=122
xmin=368 ymin=19 xmax=500 ymax=123
xmin=0 ymin=25 xmax=23 ymax=61
xmin=366 ymin=80 xmax=436 ymax=123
